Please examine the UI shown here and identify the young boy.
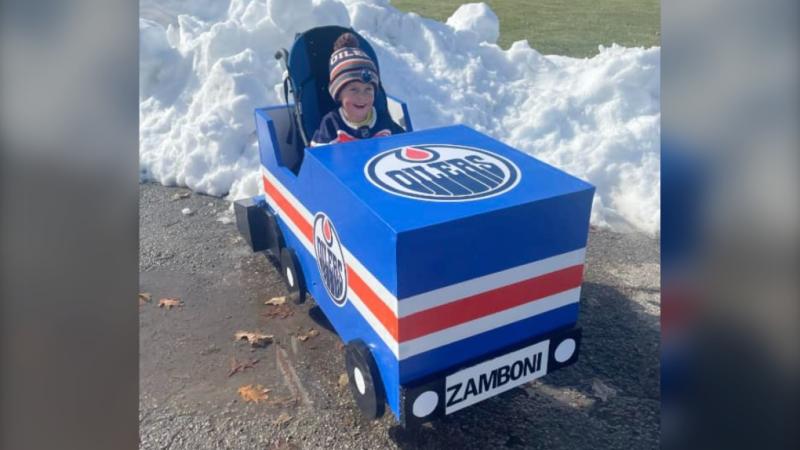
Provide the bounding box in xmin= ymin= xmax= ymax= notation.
xmin=311 ymin=33 xmax=405 ymax=146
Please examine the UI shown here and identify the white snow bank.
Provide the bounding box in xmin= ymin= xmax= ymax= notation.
xmin=140 ymin=0 xmax=660 ymax=235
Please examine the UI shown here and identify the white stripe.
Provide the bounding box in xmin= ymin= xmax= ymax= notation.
xmin=261 ymin=166 xmax=399 ymax=355
xmin=261 ymin=167 xmax=313 ymax=221
xmin=262 ymin=165 xmax=399 ymax=315
xmin=347 ymin=288 xmax=399 ymax=358
xmin=260 ymin=168 xmax=314 ymax=255
xmin=341 ymin=247 xmax=398 ymax=315
xmin=399 ymin=287 xmax=581 ymax=360
xmin=398 ymin=249 xmax=585 ymax=317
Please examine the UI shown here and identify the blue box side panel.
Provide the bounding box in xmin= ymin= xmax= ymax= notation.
xmin=396 ymin=187 xmax=594 ymax=298
xmin=286 ymin=225 xmax=402 ymax=417
xmin=256 ymin=108 xmax=403 ymax=417
xmin=302 ymin=156 xmax=403 ymax=416
xmin=399 ymin=303 xmax=579 ymax=382
xmin=302 ymin=154 xmax=400 ymax=296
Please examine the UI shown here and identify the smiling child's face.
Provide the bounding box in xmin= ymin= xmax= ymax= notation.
xmin=339 ymin=81 xmax=375 ymax=123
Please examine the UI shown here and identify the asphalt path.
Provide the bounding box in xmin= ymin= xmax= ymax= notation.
xmin=139 ymin=182 xmax=660 ymax=449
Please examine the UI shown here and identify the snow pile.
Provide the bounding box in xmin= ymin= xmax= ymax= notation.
xmin=140 ymin=0 xmax=660 ymax=235
xmin=446 ymin=3 xmax=499 ymax=45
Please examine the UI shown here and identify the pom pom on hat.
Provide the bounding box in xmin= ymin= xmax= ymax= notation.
xmin=328 ymin=32 xmax=379 ymax=101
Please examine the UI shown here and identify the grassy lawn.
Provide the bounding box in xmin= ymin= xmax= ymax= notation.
xmin=390 ymin=0 xmax=660 ymax=57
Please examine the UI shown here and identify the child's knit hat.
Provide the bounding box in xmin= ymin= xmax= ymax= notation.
xmin=328 ymin=33 xmax=379 ymax=101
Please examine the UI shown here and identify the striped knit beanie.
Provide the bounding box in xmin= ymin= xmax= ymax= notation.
xmin=328 ymin=33 xmax=379 ymax=101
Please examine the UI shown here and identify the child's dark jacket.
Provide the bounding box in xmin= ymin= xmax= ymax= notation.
xmin=311 ymin=107 xmax=405 ymax=145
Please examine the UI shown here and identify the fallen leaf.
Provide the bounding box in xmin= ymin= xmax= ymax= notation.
xmin=264 ymin=296 xmax=287 ymax=306
xmin=297 ymin=328 xmax=319 ymax=342
xmin=238 ymin=384 xmax=270 ymax=403
xmin=158 ymin=297 xmax=183 ymax=309
xmin=171 ymin=191 xmax=191 ymax=201
xmin=338 ymin=373 xmax=349 ymax=388
xmin=235 ymin=331 xmax=274 ymax=347
xmin=138 ymin=292 xmax=152 ymax=305
xmin=273 ymin=412 xmax=292 ymax=427
xmin=261 ymin=304 xmax=294 ymax=319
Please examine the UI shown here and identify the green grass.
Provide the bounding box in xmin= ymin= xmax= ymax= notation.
xmin=390 ymin=0 xmax=660 ymax=57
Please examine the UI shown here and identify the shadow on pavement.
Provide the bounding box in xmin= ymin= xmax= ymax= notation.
xmin=307 ymin=304 xmax=336 ymax=333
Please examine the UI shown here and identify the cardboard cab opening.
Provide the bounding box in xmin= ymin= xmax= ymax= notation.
xmin=237 ymin=103 xmax=594 ymax=425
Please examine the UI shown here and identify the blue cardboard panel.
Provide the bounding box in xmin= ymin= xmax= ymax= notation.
xmin=396 ymin=189 xmax=593 ymax=298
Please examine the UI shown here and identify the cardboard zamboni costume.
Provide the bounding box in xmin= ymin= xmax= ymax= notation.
xmin=235 ymin=26 xmax=594 ymax=426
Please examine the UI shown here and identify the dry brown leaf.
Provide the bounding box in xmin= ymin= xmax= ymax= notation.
xmin=297 ymin=328 xmax=319 ymax=342
xmin=238 ymin=384 xmax=270 ymax=403
xmin=273 ymin=412 xmax=292 ymax=427
xmin=138 ymin=292 xmax=152 ymax=305
xmin=261 ymin=304 xmax=294 ymax=319
xmin=234 ymin=331 xmax=274 ymax=347
xmin=338 ymin=373 xmax=349 ymax=388
xmin=170 ymin=191 xmax=191 ymax=201
xmin=264 ymin=296 xmax=287 ymax=306
xmin=158 ymin=297 xmax=183 ymax=309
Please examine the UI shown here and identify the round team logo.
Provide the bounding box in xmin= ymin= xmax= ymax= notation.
xmin=313 ymin=213 xmax=348 ymax=306
xmin=364 ymin=144 xmax=521 ymax=201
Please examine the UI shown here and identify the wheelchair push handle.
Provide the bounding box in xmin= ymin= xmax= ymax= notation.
xmin=275 ymin=48 xmax=289 ymax=70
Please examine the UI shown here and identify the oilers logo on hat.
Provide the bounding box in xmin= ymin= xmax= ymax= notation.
xmin=313 ymin=212 xmax=347 ymax=305
xmin=359 ymin=69 xmax=373 ymax=83
xmin=365 ymin=144 xmax=521 ymax=201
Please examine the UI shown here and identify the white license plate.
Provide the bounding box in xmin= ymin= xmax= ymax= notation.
xmin=444 ymin=340 xmax=549 ymax=414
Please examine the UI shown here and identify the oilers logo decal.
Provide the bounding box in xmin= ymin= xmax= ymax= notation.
xmin=364 ymin=144 xmax=521 ymax=201
xmin=313 ymin=213 xmax=348 ymax=306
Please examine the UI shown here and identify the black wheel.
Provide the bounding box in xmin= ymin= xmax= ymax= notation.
xmin=344 ymin=340 xmax=385 ymax=419
xmin=279 ymin=247 xmax=306 ymax=304
xmin=264 ymin=211 xmax=284 ymax=260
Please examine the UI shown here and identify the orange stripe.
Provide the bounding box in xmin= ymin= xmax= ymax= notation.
xmin=262 ymin=175 xmax=312 ymax=242
xmin=347 ymin=266 xmax=399 ymax=340
xmin=262 ymin=173 xmax=397 ymax=340
xmin=398 ymin=265 xmax=584 ymax=341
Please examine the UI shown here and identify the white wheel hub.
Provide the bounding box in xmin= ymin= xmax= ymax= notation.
xmin=353 ymin=367 xmax=366 ymax=395
xmin=286 ymin=267 xmax=294 ymax=287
